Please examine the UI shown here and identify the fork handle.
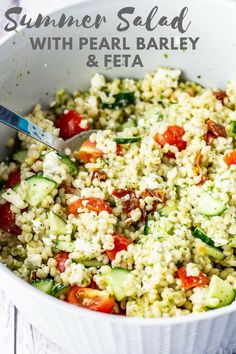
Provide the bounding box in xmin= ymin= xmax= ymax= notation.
xmin=0 ymin=104 xmax=60 ymax=151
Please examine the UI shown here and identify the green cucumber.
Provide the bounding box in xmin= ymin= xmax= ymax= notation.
xmin=32 ymin=279 xmax=55 ymax=294
xmin=192 ymin=228 xmax=216 ymax=247
xmin=60 ymin=155 xmax=78 ymax=176
xmin=159 ymin=204 xmax=177 ymax=216
xmin=114 ymin=136 xmax=142 ymax=144
xmin=121 ymin=119 xmax=136 ymax=130
xmin=106 ymin=267 xmax=130 ymax=301
xmin=203 ymin=244 xmax=225 ymax=261
xmin=56 ymin=240 xmax=74 ymax=252
xmin=229 ymin=121 xmax=236 ymax=138
xmin=198 ymin=193 xmax=227 ymax=216
xmin=193 ymin=228 xmax=224 ymax=260
xmin=230 ymin=238 xmax=236 ymax=248
xmin=51 ymin=283 xmax=70 ymax=298
xmin=15 ymin=176 xmax=57 ymax=207
xmin=13 ymin=150 xmax=27 ymax=163
xmin=48 ymin=211 xmax=67 ymax=235
xmin=78 ymin=259 xmax=103 ymax=267
xmin=205 ymin=275 xmax=235 ymax=309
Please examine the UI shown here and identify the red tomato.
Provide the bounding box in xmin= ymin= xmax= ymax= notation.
xmin=164 ymin=152 xmax=176 ymax=159
xmin=67 ymin=286 xmax=115 ymax=313
xmin=76 ymin=140 xmax=103 ymax=163
xmin=56 ymin=110 xmax=90 ymax=140
xmin=214 ymin=91 xmax=227 ymax=102
xmin=224 ymin=150 xmax=236 ymax=166
xmin=112 ymin=189 xmax=140 ymax=215
xmin=60 ymin=183 xmax=76 ymax=194
xmin=154 ymin=125 xmax=187 ymax=153
xmin=89 ymin=279 xmax=98 ymax=289
xmin=177 ymin=267 xmax=209 ymax=290
xmin=68 ymin=198 xmax=112 ymax=216
xmin=106 ymin=233 xmax=132 ymax=261
xmin=116 ymin=144 xmax=123 ymax=156
xmin=0 ymin=202 xmax=21 ymax=235
xmin=54 ymin=251 xmax=69 ymax=273
xmin=197 ymin=176 xmax=207 ymax=185
xmin=5 ymin=169 xmax=21 ymax=188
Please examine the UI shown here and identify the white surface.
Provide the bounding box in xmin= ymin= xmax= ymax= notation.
xmin=0 ymin=289 xmax=66 ymax=354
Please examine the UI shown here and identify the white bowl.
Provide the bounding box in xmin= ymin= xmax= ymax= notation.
xmin=1 ymin=0 xmax=236 ymax=353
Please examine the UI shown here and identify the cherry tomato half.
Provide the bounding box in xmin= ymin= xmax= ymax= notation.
xmin=154 ymin=125 xmax=187 ymax=153
xmin=68 ymin=198 xmax=112 ymax=216
xmin=177 ymin=267 xmax=209 ymax=290
xmin=56 ymin=110 xmax=90 ymax=140
xmin=75 ymin=140 xmax=103 ymax=163
xmin=224 ymin=150 xmax=236 ymax=166
xmin=54 ymin=251 xmax=69 ymax=273
xmin=67 ymin=286 xmax=115 ymax=313
xmin=0 ymin=202 xmax=21 ymax=235
xmin=5 ymin=169 xmax=21 ymax=189
xmin=106 ymin=233 xmax=132 ymax=261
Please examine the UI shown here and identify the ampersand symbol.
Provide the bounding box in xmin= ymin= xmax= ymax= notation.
xmin=86 ymin=55 xmax=98 ymax=67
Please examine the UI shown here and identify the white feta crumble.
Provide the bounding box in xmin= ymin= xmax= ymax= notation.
xmin=43 ymin=151 xmax=67 ymax=183
xmin=32 ymin=220 xmax=43 ymax=234
xmin=91 ymin=73 xmax=105 ymax=91
xmin=26 ymin=254 xmax=42 ymax=267
xmin=2 ymin=189 xmax=27 ymax=209
xmin=186 ymin=263 xmax=200 ymax=277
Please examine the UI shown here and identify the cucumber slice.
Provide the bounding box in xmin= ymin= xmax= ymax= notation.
xmin=106 ymin=267 xmax=130 ymax=301
xmin=198 ymin=193 xmax=227 ymax=216
xmin=20 ymin=176 xmax=57 ymax=207
xmin=229 ymin=121 xmax=236 ymax=138
xmin=114 ymin=137 xmax=141 ymax=144
xmin=13 ymin=150 xmax=27 ymax=163
xmin=205 ymin=275 xmax=235 ymax=309
xmin=56 ymin=240 xmax=74 ymax=252
xmin=51 ymin=283 xmax=70 ymax=298
xmin=230 ymin=238 xmax=236 ymax=248
xmin=192 ymin=228 xmax=216 ymax=247
xmin=32 ymin=279 xmax=55 ymax=294
xmin=60 ymin=155 xmax=78 ymax=176
xmin=121 ymin=119 xmax=136 ymax=130
xmin=48 ymin=211 xmax=67 ymax=235
xmin=77 ymin=259 xmax=103 ymax=268
xmin=203 ymin=244 xmax=225 ymax=261
xmin=159 ymin=204 xmax=177 ymax=216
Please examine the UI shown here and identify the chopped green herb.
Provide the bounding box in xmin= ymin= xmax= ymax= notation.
xmin=229 ymin=121 xmax=236 ymax=137
xmin=144 ymin=218 xmax=150 ymax=235
xmin=102 ymin=92 xmax=135 ymax=109
xmin=114 ymin=137 xmax=141 ymax=144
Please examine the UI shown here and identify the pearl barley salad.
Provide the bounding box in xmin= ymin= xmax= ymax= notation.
xmin=1 ymin=68 xmax=236 ymax=318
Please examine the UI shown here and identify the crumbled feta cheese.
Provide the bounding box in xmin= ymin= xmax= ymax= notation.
xmin=91 ymin=73 xmax=105 ymax=91
xmin=2 ymin=189 xmax=27 ymax=209
xmin=186 ymin=263 xmax=200 ymax=277
xmin=43 ymin=151 xmax=67 ymax=183
xmin=26 ymin=254 xmax=42 ymax=267
xmin=32 ymin=220 xmax=43 ymax=233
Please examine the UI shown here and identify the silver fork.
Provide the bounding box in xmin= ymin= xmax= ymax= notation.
xmin=0 ymin=104 xmax=97 ymax=154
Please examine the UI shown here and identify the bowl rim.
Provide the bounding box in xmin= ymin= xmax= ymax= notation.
xmin=1 ymin=262 xmax=236 ymax=325
xmin=1 ymin=0 xmax=236 ymax=326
